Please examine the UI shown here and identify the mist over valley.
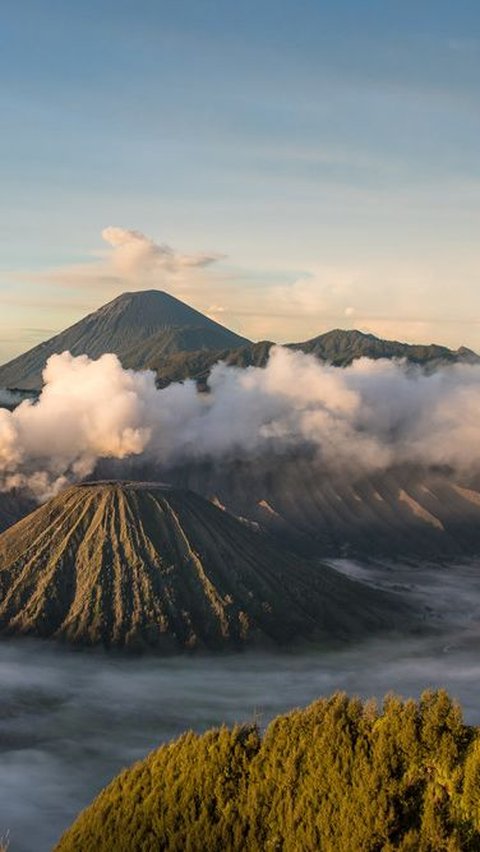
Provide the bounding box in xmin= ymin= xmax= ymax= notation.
xmin=2 ymin=555 xmax=480 ymax=851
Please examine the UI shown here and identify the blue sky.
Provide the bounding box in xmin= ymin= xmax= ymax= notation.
xmin=1 ymin=0 xmax=480 ymax=358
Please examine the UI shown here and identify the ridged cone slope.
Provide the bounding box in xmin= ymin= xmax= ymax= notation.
xmin=0 ymin=482 xmax=401 ymax=650
xmin=167 ymin=457 xmax=480 ymax=558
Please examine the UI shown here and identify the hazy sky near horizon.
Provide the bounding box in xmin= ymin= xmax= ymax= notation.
xmin=1 ymin=0 xmax=480 ymax=360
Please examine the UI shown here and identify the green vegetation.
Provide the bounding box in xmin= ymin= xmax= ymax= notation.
xmin=57 ymin=690 xmax=480 ymax=851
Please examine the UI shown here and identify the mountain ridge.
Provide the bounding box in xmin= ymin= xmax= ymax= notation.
xmin=0 ymin=289 xmax=478 ymax=391
xmin=289 ymin=327 xmax=480 ymax=365
xmin=145 ymin=328 xmax=480 ymax=389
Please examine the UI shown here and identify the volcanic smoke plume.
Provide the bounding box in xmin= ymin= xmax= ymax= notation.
xmin=1 ymin=346 xmax=480 ymax=498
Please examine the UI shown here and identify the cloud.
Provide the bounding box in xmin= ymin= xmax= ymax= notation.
xmin=101 ymin=227 xmax=222 ymax=279
xmin=3 ymin=346 xmax=480 ymax=499
xmin=0 ymin=352 xmax=157 ymax=497
xmin=7 ymin=228 xmax=480 ymax=361
xmin=21 ymin=228 xmax=225 ymax=299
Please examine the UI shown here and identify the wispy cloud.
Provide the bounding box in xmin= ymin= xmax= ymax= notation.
xmin=101 ymin=227 xmax=223 ymax=278
xmin=31 ymin=227 xmax=223 ymax=292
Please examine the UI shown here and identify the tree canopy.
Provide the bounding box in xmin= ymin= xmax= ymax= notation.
xmin=56 ymin=690 xmax=480 ymax=851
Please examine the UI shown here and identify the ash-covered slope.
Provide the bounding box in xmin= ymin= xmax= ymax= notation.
xmin=0 ymin=290 xmax=249 ymax=389
xmin=164 ymin=458 xmax=480 ymax=560
xmin=0 ymin=481 xmax=403 ymax=650
xmin=0 ymin=490 xmax=36 ymax=533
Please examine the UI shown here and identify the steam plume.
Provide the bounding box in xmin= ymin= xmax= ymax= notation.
xmin=1 ymin=346 xmax=480 ymax=498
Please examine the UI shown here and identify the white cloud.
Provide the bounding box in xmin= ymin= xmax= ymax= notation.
xmin=6 ymin=227 xmax=480 ymax=357
xmin=4 ymin=346 xmax=480 ymax=499
xmin=101 ymin=227 xmax=222 ymax=279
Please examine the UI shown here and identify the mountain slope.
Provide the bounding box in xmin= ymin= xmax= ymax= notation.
xmin=289 ymin=328 xmax=480 ymax=366
xmin=0 ymin=481 xmax=405 ymax=649
xmin=0 ymin=490 xmax=36 ymax=533
xmin=140 ymin=330 xmax=479 ymax=389
xmin=141 ymin=340 xmax=274 ymax=387
xmin=120 ymin=324 xmax=250 ymax=369
xmin=162 ymin=457 xmax=480 ymax=559
xmin=0 ymin=290 xmax=250 ymax=389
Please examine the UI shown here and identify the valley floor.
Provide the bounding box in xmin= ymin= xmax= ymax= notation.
xmin=1 ymin=558 xmax=480 ymax=851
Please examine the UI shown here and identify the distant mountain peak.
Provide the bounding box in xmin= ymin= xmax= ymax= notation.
xmin=71 ymin=288 xmax=236 ymax=334
xmin=304 ymin=328 xmax=379 ymax=344
xmin=289 ymin=327 xmax=480 ymax=367
xmin=97 ymin=288 xmax=197 ymax=314
xmin=0 ymin=289 xmax=250 ymax=390
xmin=1 ymin=287 xmax=478 ymax=392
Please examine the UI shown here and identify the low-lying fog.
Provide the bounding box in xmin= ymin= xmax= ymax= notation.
xmin=2 ymin=559 xmax=480 ymax=852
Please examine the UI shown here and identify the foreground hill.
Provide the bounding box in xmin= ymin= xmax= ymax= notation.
xmin=56 ymin=690 xmax=480 ymax=851
xmin=0 ymin=481 xmax=402 ymax=649
xmin=0 ymin=290 xmax=249 ymax=389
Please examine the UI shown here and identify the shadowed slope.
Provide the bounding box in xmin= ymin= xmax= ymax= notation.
xmin=138 ymin=340 xmax=274 ymax=388
xmin=164 ymin=457 xmax=480 ymax=559
xmin=0 ymin=490 xmax=36 ymax=533
xmin=0 ymin=482 xmax=405 ymax=650
xmin=120 ymin=325 xmax=252 ymax=369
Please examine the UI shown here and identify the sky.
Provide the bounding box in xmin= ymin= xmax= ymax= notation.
xmin=1 ymin=0 xmax=480 ymax=360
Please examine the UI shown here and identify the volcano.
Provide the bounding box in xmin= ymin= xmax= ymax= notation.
xmin=1 ymin=289 xmax=477 ymax=393
xmin=0 ymin=290 xmax=250 ymax=390
xmin=0 ymin=481 xmax=405 ymax=650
